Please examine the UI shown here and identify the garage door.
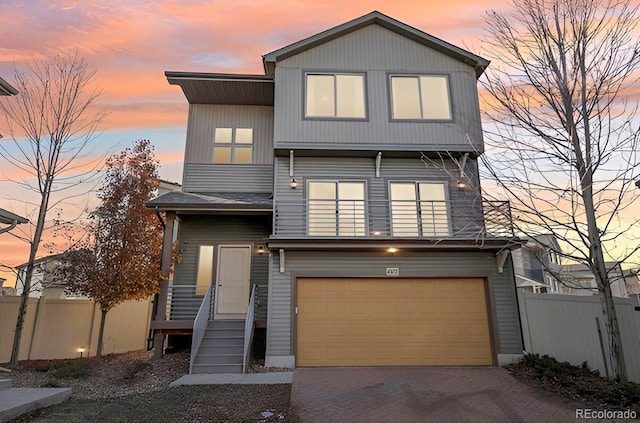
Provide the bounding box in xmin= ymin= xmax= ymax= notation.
xmin=296 ymin=278 xmax=493 ymax=366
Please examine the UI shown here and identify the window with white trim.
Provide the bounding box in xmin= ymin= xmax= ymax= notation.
xmin=308 ymin=181 xmax=366 ymax=236
xmin=212 ymin=127 xmax=253 ymax=163
xmin=390 ymin=75 xmax=452 ymax=120
xmin=389 ymin=182 xmax=449 ymax=237
xmin=305 ymin=73 xmax=366 ymax=118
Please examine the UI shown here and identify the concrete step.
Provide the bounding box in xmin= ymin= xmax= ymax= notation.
xmin=0 ymin=387 xmax=72 ymax=422
xmin=194 ymin=354 xmax=243 ymax=366
xmin=207 ymin=320 xmax=245 ymax=330
xmin=197 ymin=345 xmax=243 ymax=355
xmin=191 ymin=363 xmax=243 ymax=374
xmin=0 ymin=380 xmax=11 ymax=391
xmin=199 ymin=337 xmax=243 ymax=348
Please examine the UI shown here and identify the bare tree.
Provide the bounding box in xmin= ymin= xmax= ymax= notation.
xmin=479 ymin=0 xmax=640 ymax=381
xmin=0 ymin=51 xmax=106 ymax=367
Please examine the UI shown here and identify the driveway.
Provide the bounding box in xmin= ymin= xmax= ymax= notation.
xmin=291 ymin=367 xmax=585 ymax=423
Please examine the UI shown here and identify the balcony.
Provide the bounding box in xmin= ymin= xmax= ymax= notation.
xmin=273 ymin=199 xmax=514 ymax=240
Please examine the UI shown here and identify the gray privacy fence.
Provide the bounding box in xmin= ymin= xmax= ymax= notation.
xmin=517 ymin=290 xmax=640 ymax=383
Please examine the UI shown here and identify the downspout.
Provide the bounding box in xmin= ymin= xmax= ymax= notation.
xmin=375 ymin=152 xmax=382 ymax=178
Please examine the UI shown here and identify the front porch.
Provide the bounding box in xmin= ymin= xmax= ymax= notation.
xmin=147 ymin=192 xmax=273 ymax=373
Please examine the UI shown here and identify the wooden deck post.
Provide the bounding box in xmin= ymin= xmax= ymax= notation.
xmin=153 ymin=211 xmax=175 ymax=358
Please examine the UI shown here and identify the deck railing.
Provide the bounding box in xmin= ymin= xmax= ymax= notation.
xmin=190 ymin=284 xmax=213 ymax=374
xmin=242 ymin=285 xmax=257 ymax=374
xmin=273 ymin=199 xmax=514 ymax=239
xmin=165 ymin=285 xmax=206 ymax=320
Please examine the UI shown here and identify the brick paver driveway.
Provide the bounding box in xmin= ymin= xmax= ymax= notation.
xmin=291 ymin=367 xmax=586 ymax=423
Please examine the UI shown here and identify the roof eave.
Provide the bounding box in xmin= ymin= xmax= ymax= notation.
xmin=0 ymin=77 xmax=18 ymax=96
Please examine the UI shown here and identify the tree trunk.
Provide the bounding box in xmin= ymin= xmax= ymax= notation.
xmin=95 ymin=309 xmax=108 ymax=364
xmin=10 ymin=183 xmax=52 ymax=368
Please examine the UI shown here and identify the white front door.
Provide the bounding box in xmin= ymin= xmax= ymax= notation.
xmin=214 ymin=245 xmax=252 ymax=319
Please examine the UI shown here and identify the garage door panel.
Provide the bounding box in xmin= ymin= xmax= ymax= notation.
xmin=297 ymin=278 xmax=493 ymax=366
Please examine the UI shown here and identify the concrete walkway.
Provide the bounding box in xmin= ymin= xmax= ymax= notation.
xmin=170 ymin=372 xmax=293 ymax=386
xmin=291 ymin=367 xmax=590 ymax=423
xmin=0 ymin=379 xmax=71 ymax=423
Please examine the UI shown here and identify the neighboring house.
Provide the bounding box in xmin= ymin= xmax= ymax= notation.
xmin=512 ymin=235 xmax=562 ymax=293
xmin=14 ymin=254 xmax=80 ymax=299
xmin=560 ymin=262 xmax=629 ymax=298
xmin=149 ymin=11 xmax=523 ymax=374
xmin=158 ymin=179 xmax=181 ymax=197
xmin=623 ymin=270 xmax=640 ymax=300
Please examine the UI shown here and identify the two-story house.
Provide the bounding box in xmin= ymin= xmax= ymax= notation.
xmin=148 ymin=11 xmax=523 ymax=374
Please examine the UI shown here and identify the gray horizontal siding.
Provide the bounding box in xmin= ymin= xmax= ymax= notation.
xmin=274 ymin=24 xmax=483 ymax=151
xmin=266 ymin=251 xmax=522 ymax=357
xmin=274 ymin=156 xmax=482 ymax=236
xmin=172 ymin=216 xmax=271 ymax=320
xmin=185 ymin=104 xmax=274 ymax=164
xmin=183 ymin=164 xmax=273 ymax=193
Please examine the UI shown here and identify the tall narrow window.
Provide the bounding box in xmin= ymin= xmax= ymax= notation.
xmin=213 ymin=128 xmax=253 ymax=163
xmin=308 ymin=181 xmax=366 ymax=236
xmin=390 ymin=75 xmax=451 ymax=120
xmin=390 ymin=182 xmax=449 ymax=237
xmin=306 ymin=73 xmax=366 ymax=118
xmin=196 ymin=245 xmax=214 ymax=295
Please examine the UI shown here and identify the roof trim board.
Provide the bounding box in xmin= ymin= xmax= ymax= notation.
xmin=262 ymin=11 xmax=490 ymax=78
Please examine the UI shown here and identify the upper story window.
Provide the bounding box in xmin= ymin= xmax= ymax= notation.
xmin=305 ymin=73 xmax=366 ymax=119
xmin=389 ymin=182 xmax=449 ymax=237
xmin=390 ymin=75 xmax=452 ymax=120
xmin=213 ymin=127 xmax=253 ymax=164
xmin=308 ymin=181 xmax=366 ymax=236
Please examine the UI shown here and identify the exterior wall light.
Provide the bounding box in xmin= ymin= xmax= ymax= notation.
xmin=387 ymin=247 xmax=398 ymax=253
xmin=373 ymin=231 xmax=381 ymax=236
xmin=290 ymin=178 xmax=297 ymax=189
xmin=457 ymin=180 xmax=466 ymax=189
xmin=256 ymin=244 xmax=265 ymax=255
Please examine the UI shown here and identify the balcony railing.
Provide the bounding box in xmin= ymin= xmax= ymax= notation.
xmin=273 ymin=199 xmax=514 ymax=239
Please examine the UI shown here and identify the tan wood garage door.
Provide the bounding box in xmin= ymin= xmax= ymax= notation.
xmin=296 ymin=278 xmax=493 ymax=367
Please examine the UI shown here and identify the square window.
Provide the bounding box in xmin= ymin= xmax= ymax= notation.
xmin=235 ymin=128 xmax=253 ymax=144
xmin=214 ymin=128 xmax=233 ymax=143
xmin=306 ymin=73 xmax=366 ymax=118
xmin=234 ymin=147 xmax=252 ymax=164
xmin=212 ymin=146 xmax=232 ymax=163
xmin=390 ymin=75 xmax=452 ymax=120
xmin=212 ymin=127 xmax=253 ymax=164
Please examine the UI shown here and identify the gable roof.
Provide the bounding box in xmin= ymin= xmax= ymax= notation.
xmin=262 ymin=11 xmax=490 ymax=78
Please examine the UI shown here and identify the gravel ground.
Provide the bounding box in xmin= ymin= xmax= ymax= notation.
xmin=9 ymin=350 xmax=190 ymax=400
xmin=7 ymin=351 xmax=297 ymax=423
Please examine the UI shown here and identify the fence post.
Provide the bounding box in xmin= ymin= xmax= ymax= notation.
xmin=517 ymin=288 xmax=533 ymax=352
xmin=26 ymin=297 xmax=43 ymax=360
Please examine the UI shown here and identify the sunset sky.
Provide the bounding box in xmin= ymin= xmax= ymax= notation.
xmin=1 ymin=0 xmax=639 ymax=285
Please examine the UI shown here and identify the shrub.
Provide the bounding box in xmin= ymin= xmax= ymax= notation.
xmin=511 ymin=354 xmax=640 ymax=411
xmin=49 ymin=360 xmax=90 ymax=379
